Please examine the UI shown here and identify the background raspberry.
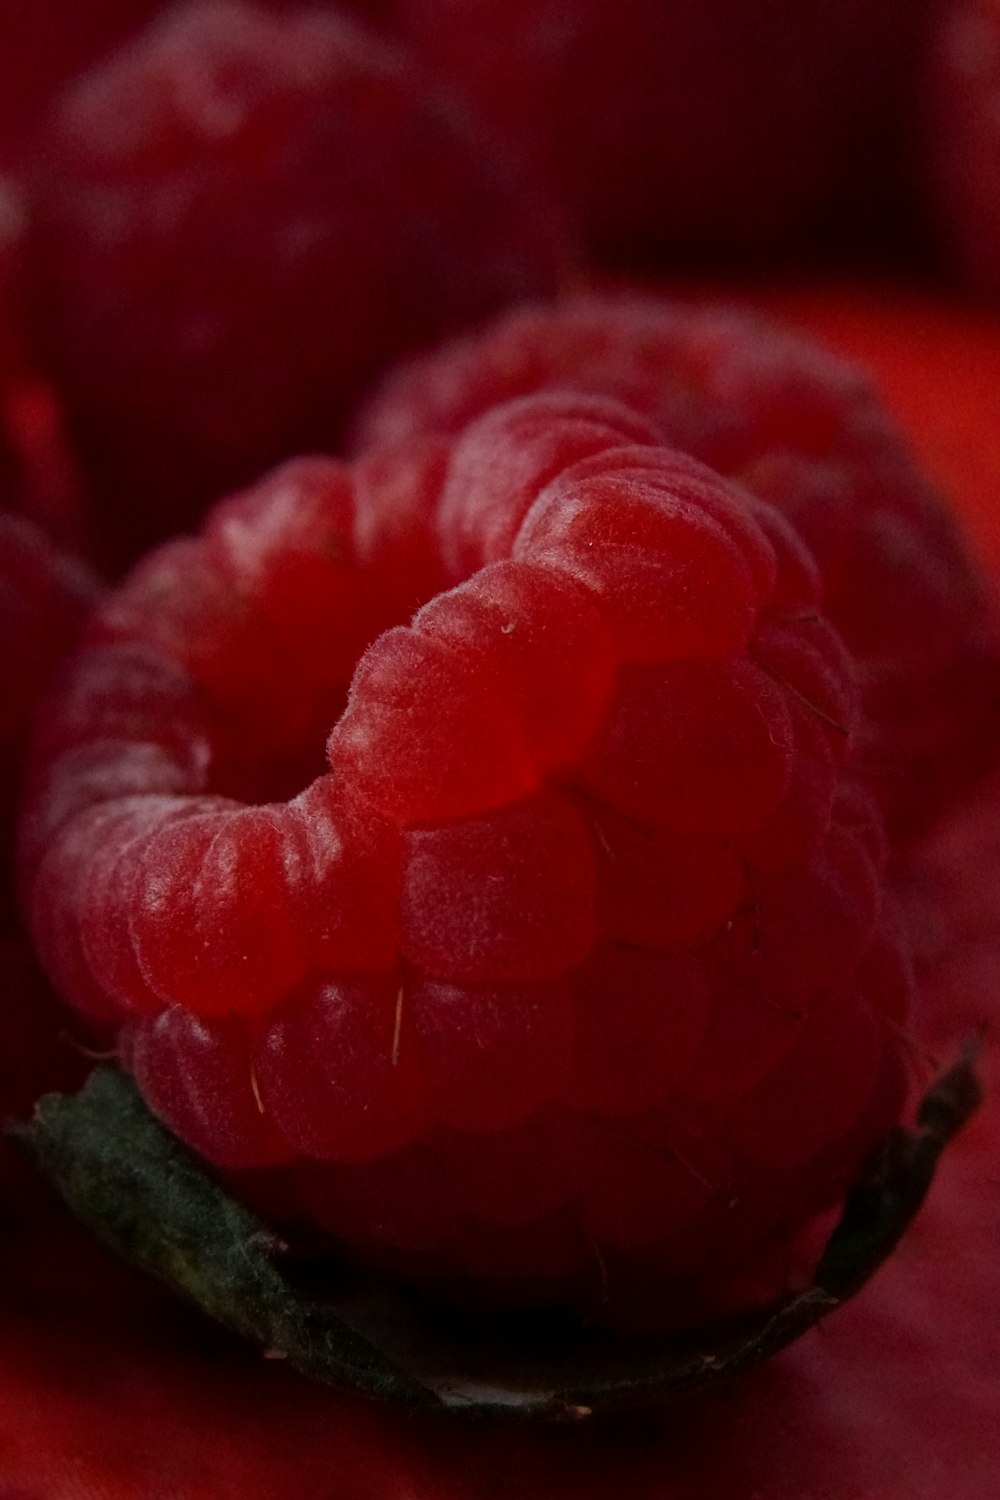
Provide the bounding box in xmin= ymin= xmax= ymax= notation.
xmin=0 ymin=0 xmax=162 ymax=158
xmin=1 ymin=188 xmax=98 ymax=1158
xmin=931 ymin=0 xmax=1000 ymax=296
xmin=27 ymin=0 xmax=569 ymax=566
xmin=755 ymin=288 xmax=1000 ymax=577
xmin=0 ymin=510 xmax=98 ymax=1186
xmin=0 ymin=175 xmax=89 ymax=554
xmin=350 ymin=0 xmax=926 ymax=268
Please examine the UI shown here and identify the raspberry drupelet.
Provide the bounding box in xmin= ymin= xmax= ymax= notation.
xmin=20 ymin=395 xmax=911 ymax=1325
xmin=353 ymin=295 xmax=1000 ymax=845
xmin=28 ymin=0 xmax=569 ymax=565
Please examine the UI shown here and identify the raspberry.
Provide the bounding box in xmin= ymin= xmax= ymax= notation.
xmin=0 ymin=511 xmax=97 ymax=1181
xmin=753 ymin=291 xmax=1000 ymax=581
xmin=28 ymin=0 xmax=568 ymax=565
xmin=931 ymin=0 xmax=1000 ymax=296
xmin=0 ymin=510 xmax=96 ymax=819
xmin=0 ymin=177 xmax=88 ymax=553
xmin=355 ymin=0 xmax=920 ymax=263
xmin=0 ymin=1 xmax=162 ymax=155
xmin=353 ymin=295 xmax=1000 ymax=842
xmin=20 ymin=396 xmax=911 ymax=1324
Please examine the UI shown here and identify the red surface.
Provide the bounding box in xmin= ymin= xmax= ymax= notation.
xmin=2 ymin=291 xmax=999 ymax=1494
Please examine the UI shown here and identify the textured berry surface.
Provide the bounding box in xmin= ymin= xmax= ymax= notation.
xmin=931 ymin=0 xmax=1000 ymax=296
xmin=28 ymin=0 xmax=568 ymax=565
xmin=354 ymin=295 xmax=1000 ymax=842
xmin=21 ymin=398 xmax=910 ymax=1321
xmin=352 ymin=0 xmax=921 ymax=264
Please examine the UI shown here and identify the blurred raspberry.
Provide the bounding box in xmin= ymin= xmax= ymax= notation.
xmin=0 ymin=0 xmax=163 ymax=158
xmin=0 ymin=510 xmax=98 ymax=1183
xmin=753 ymin=288 xmax=1000 ymax=578
xmin=0 ymin=175 xmax=89 ymax=553
xmin=931 ymin=0 xmax=1000 ymax=295
xmin=355 ymin=0 xmax=925 ymax=266
xmin=354 ymin=294 xmax=1000 ymax=844
xmin=0 ymin=511 xmax=97 ymax=887
xmin=21 ymin=397 xmax=910 ymax=1324
xmin=29 ymin=0 xmax=570 ymax=565
xmin=1 ymin=301 xmax=98 ymax=1143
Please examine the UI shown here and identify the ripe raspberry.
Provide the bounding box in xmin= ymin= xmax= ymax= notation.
xmin=0 ymin=510 xmax=97 ymax=1183
xmin=1 ymin=175 xmax=90 ymax=554
xmin=353 ymin=295 xmax=1000 ymax=843
xmin=931 ymin=0 xmax=1000 ymax=296
xmin=0 ymin=1 xmax=162 ymax=157
xmin=353 ymin=0 xmax=921 ymax=264
xmin=0 ymin=511 xmax=97 ymax=885
xmin=748 ymin=290 xmax=1000 ymax=578
xmin=20 ymin=395 xmax=911 ymax=1324
xmin=28 ymin=0 xmax=568 ymax=565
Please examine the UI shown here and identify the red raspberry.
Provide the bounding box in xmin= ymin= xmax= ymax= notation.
xmin=353 ymin=295 xmax=1000 ymax=843
xmin=749 ymin=290 xmax=1000 ymax=580
xmin=0 ymin=1 xmax=162 ymax=157
xmin=20 ymin=396 xmax=911 ymax=1324
xmin=1 ymin=177 xmax=89 ymax=553
xmin=0 ymin=511 xmax=97 ymax=1182
xmin=931 ymin=0 xmax=1000 ymax=296
xmin=0 ymin=511 xmax=96 ymax=841
xmin=28 ymin=0 xmax=568 ymax=565
xmin=355 ymin=0 xmax=921 ymax=264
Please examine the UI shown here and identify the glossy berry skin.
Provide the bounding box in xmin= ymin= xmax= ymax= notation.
xmin=19 ymin=394 xmax=911 ymax=1322
xmin=28 ymin=0 xmax=568 ymax=565
xmin=353 ymin=295 xmax=1000 ymax=844
xmin=931 ymin=0 xmax=1000 ymax=296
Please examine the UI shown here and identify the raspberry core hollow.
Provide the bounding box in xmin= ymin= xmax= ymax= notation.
xmin=20 ymin=394 xmax=911 ymax=1326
